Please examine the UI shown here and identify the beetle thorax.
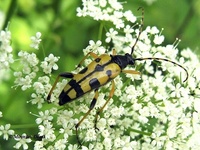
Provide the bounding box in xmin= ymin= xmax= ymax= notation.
xmin=111 ymin=53 xmax=135 ymax=69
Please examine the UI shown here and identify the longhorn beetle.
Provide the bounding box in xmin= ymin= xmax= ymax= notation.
xmin=47 ymin=7 xmax=189 ymax=145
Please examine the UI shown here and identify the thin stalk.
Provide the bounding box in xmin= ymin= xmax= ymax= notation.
xmin=98 ymin=22 xmax=104 ymax=40
xmin=2 ymin=0 xmax=18 ymax=30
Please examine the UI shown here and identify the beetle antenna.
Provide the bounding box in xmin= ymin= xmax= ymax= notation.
xmin=131 ymin=7 xmax=144 ymax=55
xmin=134 ymin=57 xmax=189 ymax=82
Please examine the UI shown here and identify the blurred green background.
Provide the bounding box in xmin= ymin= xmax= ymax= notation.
xmin=0 ymin=0 xmax=199 ymax=149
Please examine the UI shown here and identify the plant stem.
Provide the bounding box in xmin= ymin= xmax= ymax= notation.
xmin=2 ymin=0 xmax=18 ymax=30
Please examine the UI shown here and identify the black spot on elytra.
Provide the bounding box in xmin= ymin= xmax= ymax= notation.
xmin=79 ymin=67 xmax=88 ymax=74
xmin=106 ymin=70 xmax=112 ymax=77
xmin=95 ymin=64 xmax=104 ymax=71
xmin=89 ymin=78 xmax=101 ymax=89
xmin=95 ymin=58 xmax=101 ymax=62
xmin=68 ymin=79 xmax=84 ymax=97
xmin=59 ymin=90 xmax=72 ymax=105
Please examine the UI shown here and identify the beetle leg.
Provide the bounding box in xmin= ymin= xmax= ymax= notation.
xmin=47 ymin=72 xmax=74 ymax=102
xmin=94 ymin=80 xmax=115 ymax=130
xmin=75 ymin=89 xmax=99 ymax=145
xmin=122 ymin=70 xmax=141 ymax=75
xmin=76 ymin=52 xmax=98 ymax=69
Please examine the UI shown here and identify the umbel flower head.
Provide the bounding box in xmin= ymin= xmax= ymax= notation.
xmin=0 ymin=0 xmax=200 ymax=150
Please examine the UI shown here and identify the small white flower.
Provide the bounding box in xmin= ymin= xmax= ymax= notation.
xmin=101 ymin=129 xmax=110 ymax=138
xmin=76 ymin=6 xmax=87 ymax=17
xmin=107 ymin=118 xmax=116 ymax=126
xmin=0 ymin=30 xmax=12 ymax=52
xmin=121 ymin=136 xmax=136 ymax=150
xmin=178 ymin=115 xmax=193 ymax=139
xmin=103 ymin=138 xmax=112 ymax=149
xmin=30 ymin=93 xmax=44 ymax=109
xmin=124 ymin=25 xmax=134 ymax=41
xmin=108 ymin=0 xmax=123 ymax=10
xmin=83 ymin=40 xmax=105 ymax=55
xmin=54 ymin=139 xmax=67 ymax=150
xmin=40 ymin=54 xmax=59 ymax=74
xmin=36 ymin=110 xmax=53 ymax=124
xmin=81 ymin=146 xmax=89 ymax=150
xmin=124 ymin=10 xmax=136 ymax=23
xmin=110 ymin=106 xmax=124 ymax=117
xmin=114 ymin=137 xmax=124 ymax=148
xmin=170 ymin=83 xmax=184 ymax=98
xmin=149 ymin=26 xmax=159 ymax=34
xmin=38 ymin=121 xmax=55 ymax=141
xmin=14 ymin=74 xmax=32 ymax=90
xmin=68 ymin=144 xmax=79 ymax=150
xmin=49 ymin=107 xmax=58 ymax=115
xmin=153 ymin=34 xmax=164 ymax=45
xmin=13 ymin=133 xmax=31 ymax=149
xmin=0 ymin=124 xmax=14 ymax=140
xmin=30 ymin=32 xmax=42 ymax=49
xmin=124 ymin=85 xmax=138 ymax=101
xmin=89 ymin=40 xmax=102 ymax=49
xmin=124 ymin=25 xmax=134 ymax=35
xmin=113 ymin=17 xmax=125 ymax=29
xmin=151 ymin=132 xmax=166 ymax=148
xmin=94 ymin=142 xmax=104 ymax=150
xmin=57 ymin=110 xmax=74 ymax=127
xmin=0 ymin=111 xmax=2 ymax=117
xmin=34 ymin=141 xmax=45 ymax=150
xmin=167 ymin=122 xmax=177 ymax=139
xmin=105 ymin=28 xmax=118 ymax=43
xmin=18 ymin=51 xmax=39 ymax=67
xmin=99 ymin=0 xmax=107 ymax=7
xmin=139 ymin=106 xmax=150 ymax=118
xmin=85 ymin=128 xmax=96 ymax=142
xmin=96 ymin=118 xmax=107 ymax=131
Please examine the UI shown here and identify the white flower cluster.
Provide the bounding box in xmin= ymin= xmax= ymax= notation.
xmin=10 ymin=33 xmax=60 ymax=109
xmin=30 ymin=32 xmax=42 ymax=50
xmin=77 ymin=0 xmax=136 ymax=29
xmin=0 ymin=30 xmax=13 ymax=70
xmin=14 ymin=51 xmax=39 ymax=90
xmin=0 ymin=31 xmax=61 ymax=149
xmin=13 ymin=51 xmax=59 ymax=91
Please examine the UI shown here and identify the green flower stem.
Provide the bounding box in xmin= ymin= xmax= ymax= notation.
xmin=129 ymin=128 xmax=151 ymax=136
xmin=2 ymin=0 xmax=17 ymax=30
xmin=11 ymin=124 xmax=37 ymax=129
xmin=98 ymin=22 xmax=104 ymax=41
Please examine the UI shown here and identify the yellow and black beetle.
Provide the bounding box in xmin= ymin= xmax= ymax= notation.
xmin=47 ymin=8 xmax=188 ymax=145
